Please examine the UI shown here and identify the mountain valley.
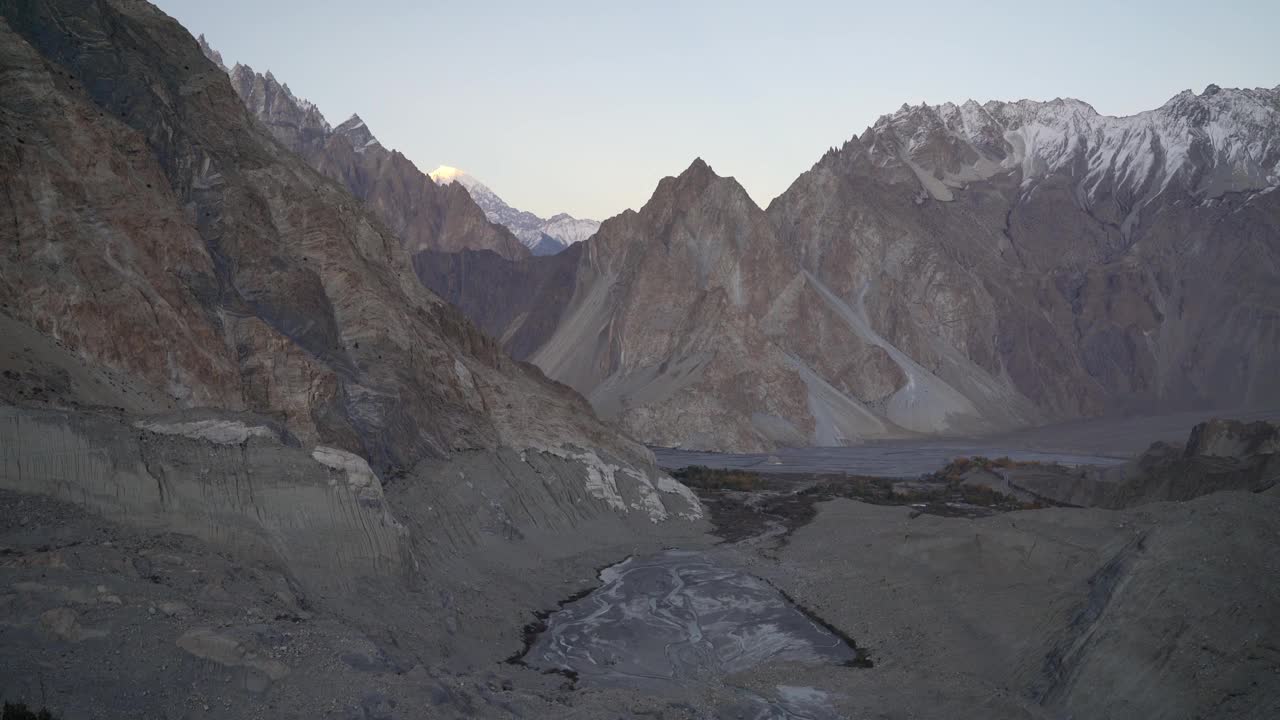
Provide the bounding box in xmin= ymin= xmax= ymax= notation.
xmin=0 ymin=2 xmax=1276 ymax=719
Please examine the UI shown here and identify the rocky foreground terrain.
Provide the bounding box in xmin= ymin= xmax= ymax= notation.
xmin=3 ymin=403 xmax=1277 ymax=719
xmin=424 ymin=88 xmax=1280 ymax=452
xmin=1 ymin=1 xmax=1278 ymax=718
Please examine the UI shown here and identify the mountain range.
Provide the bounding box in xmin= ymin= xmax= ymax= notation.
xmin=421 ymin=86 xmax=1280 ymax=451
xmin=202 ymin=34 xmax=596 ymax=260
xmin=198 ymin=36 xmax=531 ymax=262
xmin=430 ymin=166 xmax=600 ymax=255
xmin=2 ymin=3 xmax=1278 ymax=719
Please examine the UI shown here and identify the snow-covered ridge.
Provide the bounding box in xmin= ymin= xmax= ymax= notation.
xmin=541 ymin=213 xmax=601 ymax=246
xmin=430 ymin=165 xmax=600 ymax=254
xmin=865 ymin=85 xmax=1280 ymax=217
xmin=428 ymin=165 xmax=466 ymax=185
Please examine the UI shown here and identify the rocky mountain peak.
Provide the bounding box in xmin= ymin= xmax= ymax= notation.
xmin=652 ymin=157 xmax=726 ymax=203
xmin=196 ymin=33 xmax=226 ymax=72
xmin=226 ymin=61 xmax=331 ymax=140
xmin=682 ymin=156 xmax=715 ymax=179
xmin=657 ymin=158 xmax=760 ymax=216
xmin=333 ymin=113 xmax=381 ymax=152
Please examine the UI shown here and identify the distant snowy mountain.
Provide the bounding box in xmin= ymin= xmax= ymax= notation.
xmin=541 ymin=213 xmax=602 ymax=246
xmin=199 ymin=36 xmax=528 ymax=261
xmin=429 ymin=166 xmax=600 ymax=255
xmin=863 ymin=85 xmax=1280 ymax=233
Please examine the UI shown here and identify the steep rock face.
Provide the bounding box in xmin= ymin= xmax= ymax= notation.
xmin=226 ymin=62 xmax=330 ymax=152
xmin=770 ymin=140 xmax=1101 ymax=430
xmin=413 ymin=246 xmax=583 ymax=361
xmin=518 ymin=160 xmax=943 ymax=450
xmin=774 ymin=87 xmax=1280 ymax=423
xmin=209 ymin=47 xmax=528 ymax=261
xmin=0 ymin=0 xmax=697 ymax=526
xmin=425 ymin=89 xmax=1280 ymax=452
xmin=430 ymin=159 xmax=1042 ymax=450
xmin=195 ymin=33 xmax=225 ymax=72
xmin=430 ymin=165 xmax=600 ymax=254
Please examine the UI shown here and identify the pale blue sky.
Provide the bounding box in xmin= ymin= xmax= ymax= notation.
xmin=159 ymin=0 xmax=1278 ymax=220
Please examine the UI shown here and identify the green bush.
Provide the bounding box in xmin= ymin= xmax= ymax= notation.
xmin=669 ymin=465 xmax=765 ymax=491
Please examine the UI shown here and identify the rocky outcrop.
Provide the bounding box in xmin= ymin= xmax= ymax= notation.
xmin=1008 ymin=418 xmax=1280 ymax=508
xmin=424 ymin=87 xmax=1280 ymax=452
xmin=1185 ymin=417 xmax=1280 ymax=458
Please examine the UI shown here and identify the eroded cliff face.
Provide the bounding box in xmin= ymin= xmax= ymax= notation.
xmin=0 ymin=0 xmax=699 ymax=534
xmin=425 ymin=90 xmax=1280 ymax=452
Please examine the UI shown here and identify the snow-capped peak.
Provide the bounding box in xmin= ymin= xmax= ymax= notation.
xmin=429 ymin=166 xmax=599 ymax=254
xmin=197 ymin=34 xmax=227 ymax=73
xmin=431 ymin=166 xmax=498 ymax=197
xmin=429 ymin=165 xmax=467 ymax=185
xmin=860 ymin=85 xmax=1280 ymax=221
